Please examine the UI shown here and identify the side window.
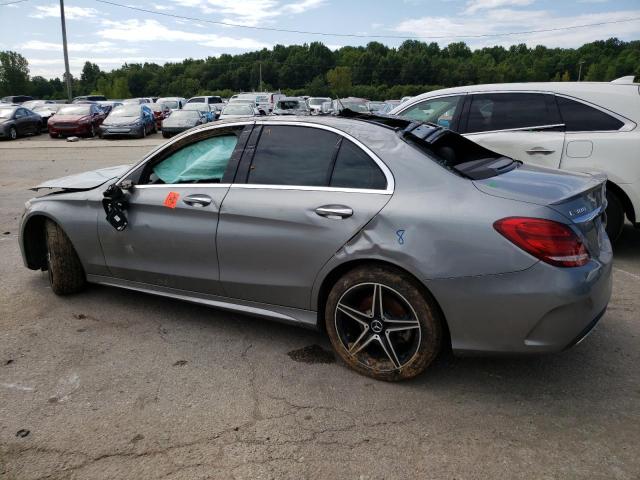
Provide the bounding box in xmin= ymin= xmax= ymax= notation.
xmin=330 ymin=139 xmax=387 ymax=190
xmin=248 ymin=126 xmax=339 ymax=186
xmin=400 ymin=95 xmax=463 ymax=128
xmin=556 ymin=96 xmax=624 ymax=132
xmin=149 ymin=134 xmax=238 ymax=184
xmin=466 ymin=93 xmax=560 ymax=133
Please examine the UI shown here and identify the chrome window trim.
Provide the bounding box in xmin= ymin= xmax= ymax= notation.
xmin=135 ymin=183 xmax=231 ymax=190
xmin=465 ymin=123 xmax=566 ymax=135
xmin=553 ymin=93 xmax=635 ymax=133
xmin=253 ymin=120 xmax=395 ymax=194
xmin=230 ymin=184 xmax=392 ymax=195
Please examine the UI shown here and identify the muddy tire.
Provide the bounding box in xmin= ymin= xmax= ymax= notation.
xmin=605 ymin=191 xmax=624 ymax=242
xmin=45 ymin=220 xmax=86 ymax=295
xmin=325 ymin=265 xmax=442 ymax=381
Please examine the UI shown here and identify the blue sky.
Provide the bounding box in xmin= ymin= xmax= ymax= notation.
xmin=1 ymin=0 xmax=639 ymax=78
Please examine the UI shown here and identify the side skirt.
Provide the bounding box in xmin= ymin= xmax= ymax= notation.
xmin=87 ymin=274 xmax=319 ymax=329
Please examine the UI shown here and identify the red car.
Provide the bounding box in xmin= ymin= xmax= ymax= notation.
xmin=149 ymin=102 xmax=171 ymax=129
xmin=47 ymin=103 xmax=106 ymax=138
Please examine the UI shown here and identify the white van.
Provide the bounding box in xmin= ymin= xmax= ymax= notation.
xmin=390 ymin=77 xmax=640 ymax=240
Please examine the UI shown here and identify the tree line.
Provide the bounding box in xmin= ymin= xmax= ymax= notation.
xmin=1 ymin=38 xmax=638 ymax=101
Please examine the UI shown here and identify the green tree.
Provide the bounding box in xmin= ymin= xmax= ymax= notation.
xmin=326 ymin=66 xmax=352 ymax=97
xmin=0 ymin=50 xmax=30 ymax=96
xmin=80 ymin=62 xmax=101 ymax=94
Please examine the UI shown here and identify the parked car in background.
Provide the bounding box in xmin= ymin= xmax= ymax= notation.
xmin=229 ymin=93 xmax=268 ymax=114
xmin=376 ymin=101 xmax=401 ymax=114
xmin=160 ymin=109 xmax=206 ymax=138
xmin=331 ymin=97 xmax=369 ymax=114
xmin=99 ymin=104 xmax=156 ymax=139
xmin=366 ymin=101 xmax=387 ymax=113
xmin=0 ymin=105 xmax=41 ymax=140
xmin=1 ymin=95 xmax=33 ymax=104
xmin=149 ymin=102 xmax=171 ymax=129
xmin=267 ymin=92 xmax=286 ymax=112
xmin=22 ymin=100 xmax=57 ymax=110
xmin=390 ymin=78 xmax=640 ymax=240
xmin=122 ymin=98 xmax=151 ymax=105
xmin=21 ymin=114 xmax=612 ymax=381
xmin=156 ymin=97 xmax=186 ymax=110
xmin=218 ymin=103 xmax=260 ymax=119
xmin=272 ymin=97 xmax=309 ymax=116
xmin=183 ymin=102 xmax=215 ymax=122
xmin=321 ymin=101 xmax=333 ymax=115
xmin=96 ymin=101 xmax=123 ymax=116
xmin=400 ymin=96 xmax=413 ymax=104
xmin=48 ymin=103 xmax=105 ymax=138
xmin=72 ymin=95 xmax=107 ymax=103
xmin=187 ymin=96 xmax=223 ymax=107
xmin=32 ymin=103 xmax=61 ymax=130
xmin=307 ymin=97 xmax=332 ymax=115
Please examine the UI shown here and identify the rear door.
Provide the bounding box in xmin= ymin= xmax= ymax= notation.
xmin=98 ymin=124 xmax=251 ymax=294
xmin=216 ymin=123 xmax=392 ymax=309
xmin=460 ymin=92 xmax=565 ymax=169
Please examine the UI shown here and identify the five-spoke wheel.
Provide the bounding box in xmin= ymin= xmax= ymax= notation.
xmin=326 ymin=265 xmax=442 ymax=381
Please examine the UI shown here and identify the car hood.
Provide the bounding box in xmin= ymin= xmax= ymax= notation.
xmin=163 ymin=117 xmax=198 ymax=127
xmin=104 ymin=116 xmax=139 ymax=125
xmin=49 ymin=114 xmax=86 ymax=122
xmin=32 ymin=164 xmax=131 ymax=191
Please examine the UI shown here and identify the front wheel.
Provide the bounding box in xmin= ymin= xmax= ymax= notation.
xmin=325 ymin=265 xmax=442 ymax=381
xmin=9 ymin=127 xmax=17 ymax=140
xmin=605 ymin=191 xmax=625 ymax=242
xmin=45 ymin=220 xmax=86 ymax=295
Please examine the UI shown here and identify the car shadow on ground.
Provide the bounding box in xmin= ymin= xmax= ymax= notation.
xmin=34 ymin=276 xmax=631 ymax=404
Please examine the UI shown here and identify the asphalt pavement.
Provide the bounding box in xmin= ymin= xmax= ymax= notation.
xmin=0 ymin=134 xmax=638 ymax=479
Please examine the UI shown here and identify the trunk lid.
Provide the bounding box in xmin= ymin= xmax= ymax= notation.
xmin=474 ymin=164 xmax=608 ymax=257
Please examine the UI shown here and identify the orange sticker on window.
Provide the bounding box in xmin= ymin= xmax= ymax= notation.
xmin=163 ymin=191 xmax=180 ymax=208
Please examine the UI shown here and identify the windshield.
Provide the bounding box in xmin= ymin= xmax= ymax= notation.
xmin=0 ymin=108 xmax=15 ymax=119
xmin=222 ymin=104 xmax=253 ymax=115
xmin=149 ymin=103 xmax=166 ymax=112
xmin=308 ymin=98 xmax=327 ymax=106
xmin=110 ymin=105 xmax=140 ymax=117
xmin=256 ymin=95 xmax=268 ymax=103
xmin=57 ymin=105 xmax=91 ymax=115
xmin=277 ymin=100 xmax=301 ymax=110
xmin=230 ymin=99 xmax=254 ymax=105
xmin=170 ymin=110 xmax=200 ymax=119
xmin=162 ymin=101 xmax=179 ymax=109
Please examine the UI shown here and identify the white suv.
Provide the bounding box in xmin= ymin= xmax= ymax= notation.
xmin=390 ymin=77 xmax=640 ymax=240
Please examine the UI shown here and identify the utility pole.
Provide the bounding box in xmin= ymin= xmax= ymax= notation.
xmin=259 ymin=61 xmax=263 ymax=92
xmin=578 ymin=60 xmax=585 ymax=82
xmin=59 ymin=0 xmax=72 ymax=101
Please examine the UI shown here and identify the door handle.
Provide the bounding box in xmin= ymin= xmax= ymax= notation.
xmin=315 ymin=205 xmax=353 ymax=219
xmin=526 ymin=147 xmax=555 ymax=155
xmin=183 ymin=194 xmax=213 ymax=207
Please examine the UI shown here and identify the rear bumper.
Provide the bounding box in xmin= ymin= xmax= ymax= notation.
xmin=427 ymin=253 xmax=612 ymax=355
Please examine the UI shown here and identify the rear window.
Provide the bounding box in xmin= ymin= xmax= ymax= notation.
xmin=466 ymin=93 xmax=560 ymax=133
xmin=556 ymin=96 xmax=624 ymax=131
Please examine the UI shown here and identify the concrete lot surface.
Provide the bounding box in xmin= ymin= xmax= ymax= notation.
xmin=0 ymin=135 xmax=639 ymax=479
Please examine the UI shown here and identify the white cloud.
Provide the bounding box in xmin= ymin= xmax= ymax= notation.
xmin=97 ymin=19 xmax=269 ymax=49
xmin=394 ymin=9 xmax=640 ymax=48
xmin=154 ymin=4 xmax=175 ymax=10
xmin=169 ymin=0 xmax=325 ymax=27
xmin=19 ymin=40 xmax=138 ymax=54
xmin=30 ymin=4 xmax=99 ymax=20
xmin=464 ymin=0 xmax=534 ymax=14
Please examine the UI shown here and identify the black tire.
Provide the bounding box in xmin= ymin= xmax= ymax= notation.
xmin=605 ymin=191 xmax=625 ymax=242
xmin=49 ymin=132 xmax=57 ymax=138
xmin=9 ymin=127 xmax=17 ymax=140
xmin=162 ymin=132 xmax=171 ymax=138
xmin=325 ymin=265 xmax=442 ymax=381
xmin=45 ymin=220 xmax=86 ymax=295
xmin=89 ymin=123 xmax=96 ymax=138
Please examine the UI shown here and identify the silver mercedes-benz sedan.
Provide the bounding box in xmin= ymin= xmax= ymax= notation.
xmin=20 ymin=114 xmax=612 ymax=381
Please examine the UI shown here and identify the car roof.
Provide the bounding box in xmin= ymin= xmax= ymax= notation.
xmin=401 ymin=81 xmax=640 ymax=123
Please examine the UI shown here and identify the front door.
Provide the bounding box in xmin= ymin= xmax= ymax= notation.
xmin=98 ymin=126 xmax=248 ymax=295
xmin=217 ymin=124 xmax=392 ymax=309
xmin=461 ymin=92 xmax=565 ymax=169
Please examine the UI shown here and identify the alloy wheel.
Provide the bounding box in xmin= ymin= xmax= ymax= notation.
xmin=9 ymin=127 xmax=17 ymax=140
xmin=334 ymin=282 xmax=422 ymax=372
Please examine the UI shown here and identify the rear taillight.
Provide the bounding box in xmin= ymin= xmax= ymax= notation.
xmin=494 ymin=217 xmax=589 ymax=268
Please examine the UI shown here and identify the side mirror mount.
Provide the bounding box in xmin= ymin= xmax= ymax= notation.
xmin=102 ymin=183 xmax=129 ymax=231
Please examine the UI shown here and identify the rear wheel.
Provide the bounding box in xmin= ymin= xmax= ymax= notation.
xmin=325 ymin=265 xmax=442 ymax=381
xmin=45 ymin=220 xmax=86 ymax=295
xmin=9 ymin=127 xmax=17 ymax=140
xmin=605 ymin=191 xmax=625 ymax=242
